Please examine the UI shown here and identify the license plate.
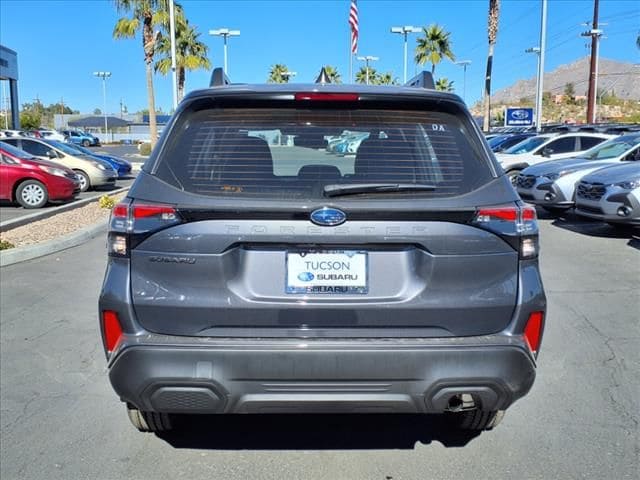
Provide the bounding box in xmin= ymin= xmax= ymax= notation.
xmin=286 ymin=250 xmax=368 ymax=294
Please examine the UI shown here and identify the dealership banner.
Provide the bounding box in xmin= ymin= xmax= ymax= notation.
xmin=505 ymin=107 xmax=534 ymax=127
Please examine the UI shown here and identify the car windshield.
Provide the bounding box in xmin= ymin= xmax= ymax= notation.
xmin=0 ymin=140 xmax=40 ymax=160
xmin=582 ymin=135 xmax=640 ymax=160
xmin=487 ymin=135 xmax=509 ymax=147
xmin=43 ymin=139 xmax=85 ymax=155
xmin=155 ymin=106 xmax=493 ymax=200
xmin=66 ymin=143 xmax=93 ymax=155
xmin=503 ymin=136 xmax=548 ymax=154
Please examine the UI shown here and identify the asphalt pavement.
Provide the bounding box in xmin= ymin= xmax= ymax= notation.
xmin=0 ymin=145 xmax=142 ymax=224
xmin=0 ymin=215 xmax=638 ymax=480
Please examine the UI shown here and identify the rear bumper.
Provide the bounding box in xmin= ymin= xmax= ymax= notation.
xmin=108 ymin=336 xmax=536 ymax=414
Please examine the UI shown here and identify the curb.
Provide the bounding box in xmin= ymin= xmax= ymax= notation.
xmin=0 ymin=220 xmax=108 ymax=267
xmin=0 ymin=186 xmax=130 ymax=232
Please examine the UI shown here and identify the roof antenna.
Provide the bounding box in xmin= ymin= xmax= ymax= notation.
xmin=315 ymin=67 xmax=331 ymax=84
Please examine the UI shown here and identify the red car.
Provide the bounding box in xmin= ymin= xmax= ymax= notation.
xmin=0 ymin=141 xmax=80 ymax=208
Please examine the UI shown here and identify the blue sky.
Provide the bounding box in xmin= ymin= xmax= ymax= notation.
xmin=1 ymin=0 xmax=638 ymax=114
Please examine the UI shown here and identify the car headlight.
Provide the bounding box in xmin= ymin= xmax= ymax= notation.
xmin=91 ymin=161 xmax=107 ymax=170
xmin=614 ymin=179 xmax=640 ymax=190
xmin=38 ymin=165 xmax=67 ymax=177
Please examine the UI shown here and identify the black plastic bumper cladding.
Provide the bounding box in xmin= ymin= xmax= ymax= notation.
xmin=109 ymin=340 xmax=536 ymax=414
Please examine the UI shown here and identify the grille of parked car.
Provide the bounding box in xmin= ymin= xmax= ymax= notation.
xmin=517 ymin=175 xmax=536 ymax=189
xmin=576 ymin=182 xmax=606 ymax=201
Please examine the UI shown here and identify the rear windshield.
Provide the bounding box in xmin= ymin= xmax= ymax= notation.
xmin=154 ymin=107 xmax=494 ymax=199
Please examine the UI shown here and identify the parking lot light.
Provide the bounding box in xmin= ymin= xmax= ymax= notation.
xmin=356 ymin=56 xmax=379 ymax=85
xmin=390 ymin=26 xmax=422 ymax=83
xmin=209 ymin=28 xmax=241 ymax=74
xmin=93 ymin=71 xmax=112 ymax=140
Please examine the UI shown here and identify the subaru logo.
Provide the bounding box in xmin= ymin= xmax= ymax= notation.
xmin=298 ymin=272 xmax=315 ymax=282
xmin=511 ymin=109 xmax=529 ymax=120
xmin=310 ymin=207 xmax=347 ymax=226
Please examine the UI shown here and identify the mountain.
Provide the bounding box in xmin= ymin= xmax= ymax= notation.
xmin=491 ymin=57 xmax=640 ymax=103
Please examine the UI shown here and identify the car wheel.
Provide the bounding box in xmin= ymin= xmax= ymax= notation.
xmin=74 ymin=170 xmax=91 ymax=192
xmin=16 ymin=180 xmax=49 ymax=209
xmin=126 ymin=404 xmax=172 ymax=432
xmin=82 ymin=139 xmax=91 ymax=147
xmin=506 ymin=170 xmax=521 ymax=187
xmin=454 ymin=409 xmax=505 ymax=430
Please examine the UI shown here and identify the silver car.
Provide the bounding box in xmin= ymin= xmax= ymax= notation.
xmin=575 ymin=162 xmax=640 ymax=227
xmin=516 ymin=134 xmax=640 ymax=213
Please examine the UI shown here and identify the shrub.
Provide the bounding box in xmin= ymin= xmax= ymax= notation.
xmin=139 ymin=142 xmax=152 ymax=156
xmin=98 ymin=195 xmax=116 ymax=210
xmin=0 ymin=239 xmax=15 ymax=250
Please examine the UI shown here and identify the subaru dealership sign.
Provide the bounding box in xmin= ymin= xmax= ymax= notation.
xmin=505 ymin=107 xmax=534 ymax=127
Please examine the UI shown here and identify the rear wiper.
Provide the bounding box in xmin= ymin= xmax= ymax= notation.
xmin=323 ymin=183 xmax=437 ymax=197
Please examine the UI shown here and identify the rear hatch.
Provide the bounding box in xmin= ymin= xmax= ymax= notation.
xmin=118 ymin=91 xmax=528 ymax=338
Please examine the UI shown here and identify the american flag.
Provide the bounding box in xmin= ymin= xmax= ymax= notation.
xmin=349 ymin=0 xmax=358 ymax=54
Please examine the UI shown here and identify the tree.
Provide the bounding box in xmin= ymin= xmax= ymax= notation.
xmin=155 ymin=7 xmax=211 ymax=102
xmin=268 ymin=64 xmax=291 ymax=83
xmin=113 ymin=0 xmax=167 ymax=148
xmin=355 ymin=66 xmax=378 ymax=84
xmin=414 ymin=24 xmax=455 ymax=74
xmin=321 ymin=65 xmax=342 ymax=84
xmin=637 ymin=32 xmax=640 ymax=49
xmin=563 ymin=82 xmax=575 ymax=105
xmin=377 ymin=72 xmax=398 ymax=85
xmin=20 ymin=110 xmax=41 ymax=129
xmin=482 ymin=0 xmax=500 ymax=132
xmin=94 ymin=108 xmax=102 ymax=115
xmin=435 ymin=77 xmax=454 ymax=92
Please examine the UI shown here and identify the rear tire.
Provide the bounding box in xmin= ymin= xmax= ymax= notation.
xmin=126 ymin=404 xmax=172 ymax=432
xmin=16 ymin=180 xmax=48 ymax=209
xmin=82 ymin=139 xmax=91 ymax=147
xmin=456 ymin=410 xmax=505 ymax=430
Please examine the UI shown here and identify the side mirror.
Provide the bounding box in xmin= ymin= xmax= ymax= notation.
xmin=47 ymin=150 xmax=57 ymax=159
xmin=542 ymin=147 xmax=553 ymax=158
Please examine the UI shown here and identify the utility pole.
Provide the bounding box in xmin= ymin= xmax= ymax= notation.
xmin=583 ymin=0 xmax=602 ymax=124
xmin=535 ymin=0 xmax=547 ymax=133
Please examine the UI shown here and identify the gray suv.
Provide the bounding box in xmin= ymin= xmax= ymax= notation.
xmin=99 ymin=70 xmax=546 ymax=433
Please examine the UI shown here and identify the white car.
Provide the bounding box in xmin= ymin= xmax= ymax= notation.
xmin=38 ymin=129 xmax=66 ymax=142
xmin=496 ymin=132 xmax=615 ymax=184
xmin=575 ymin=162 xmax=640 ymax=227
xmin=516 ymin=133 xmax=640 ymax=212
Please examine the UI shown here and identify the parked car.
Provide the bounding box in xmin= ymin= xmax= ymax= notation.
xmin=61 ymin=130 xmax=100 ymax=147
xmin=0 ymin=141 xmax=80 ymax=208
xmin=1 ymin=129 xmax=26 ymax=138
xmin=496 ymin=132 xmax=615 ymax=184
xmin=38 ymin=129 xmax=67 ymax=142
xmin=1 ymin=137 xmax=117 ymax=191
xmin=516 ymin=133 xmax=640 ymax=212
xmin=64 ymin=143 xmax=132 ymax=177
xmin=99 ymin=70 xmax=546 ymax=433
xmin=488 ymin=133 xmax=536 ymax=153
xmin=575 ymin=162 xmax=640 ymax=227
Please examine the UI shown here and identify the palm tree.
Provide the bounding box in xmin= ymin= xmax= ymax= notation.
xmin=268 ymin=64 xmax=291 ymax=83
xmin=435 ymin=77 xmax=454 ymax=92
xmin=321 ymin=65 xmax=342 ymax=84
xmin=483 ymin=0 xmax=500 ymax=132
xmin=377 ymin=72 xmax=399 ymax=85
xmin=155 ymin=12 xmax=211 ymax=102
xmin=355 ymin=66 xmax=377 ymax=85
xmin=414 ymin=24 xmax=455 ymax=74
xmin=113 ymin=0 xmax=167 ymax=148
xmin=636 ymin=32 xmax=640 ymax=49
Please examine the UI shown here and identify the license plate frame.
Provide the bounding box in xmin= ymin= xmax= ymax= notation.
xmin=285 ymin=250 xmax=368 ymax=294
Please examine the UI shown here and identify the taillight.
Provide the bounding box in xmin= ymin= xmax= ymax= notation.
xmin=294 ymin=92 xmax=360 ymax=101
xmin=524 ymin=311 xmax=545 ymax=355
xmin=102 ymin=310 xmax=123 ymax=353
xmin=473 ymin=204 xmax=539 ymax=258
xmin=107 ymin=201 xmax=181 ymax=257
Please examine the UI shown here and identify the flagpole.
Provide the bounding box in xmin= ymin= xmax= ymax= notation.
xmin=349 ymin=51 xmax=353 ymax=84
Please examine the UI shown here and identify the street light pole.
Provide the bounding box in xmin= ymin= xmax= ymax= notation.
xmin=525 ymin=47 xmax=541 ymax=129
xmin=209 ymin=28 xmax=241 ymax=74
xmin=454 ymin=60 xmax=471 ymax=102
xmin=356 ymin=56 xmax=379 ymax=85
xmin=93 ymin=71 xmax=111 ymax=139
xmin=168 ymin=0 xmax=178 ymax=109
xmin=281 ymin=71 xmax=297 ymax=83
xmin=391 ymin=26 xmax=422 ymax=83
